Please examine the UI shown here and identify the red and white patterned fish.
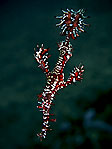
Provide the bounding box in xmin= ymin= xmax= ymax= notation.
xmin=34 ymin=8 xmax=89 ymax=141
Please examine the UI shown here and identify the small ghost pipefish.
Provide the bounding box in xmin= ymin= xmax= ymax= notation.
xmin=34 ymin=8 xmax=89 ymax=141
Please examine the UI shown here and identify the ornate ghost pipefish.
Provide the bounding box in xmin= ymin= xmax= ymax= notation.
xmin=34 ymin=8 xmax=89 ymax=141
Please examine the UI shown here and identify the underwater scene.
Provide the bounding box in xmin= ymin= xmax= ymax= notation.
xmin=0 ymin=0 xmax=112 ymax=148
